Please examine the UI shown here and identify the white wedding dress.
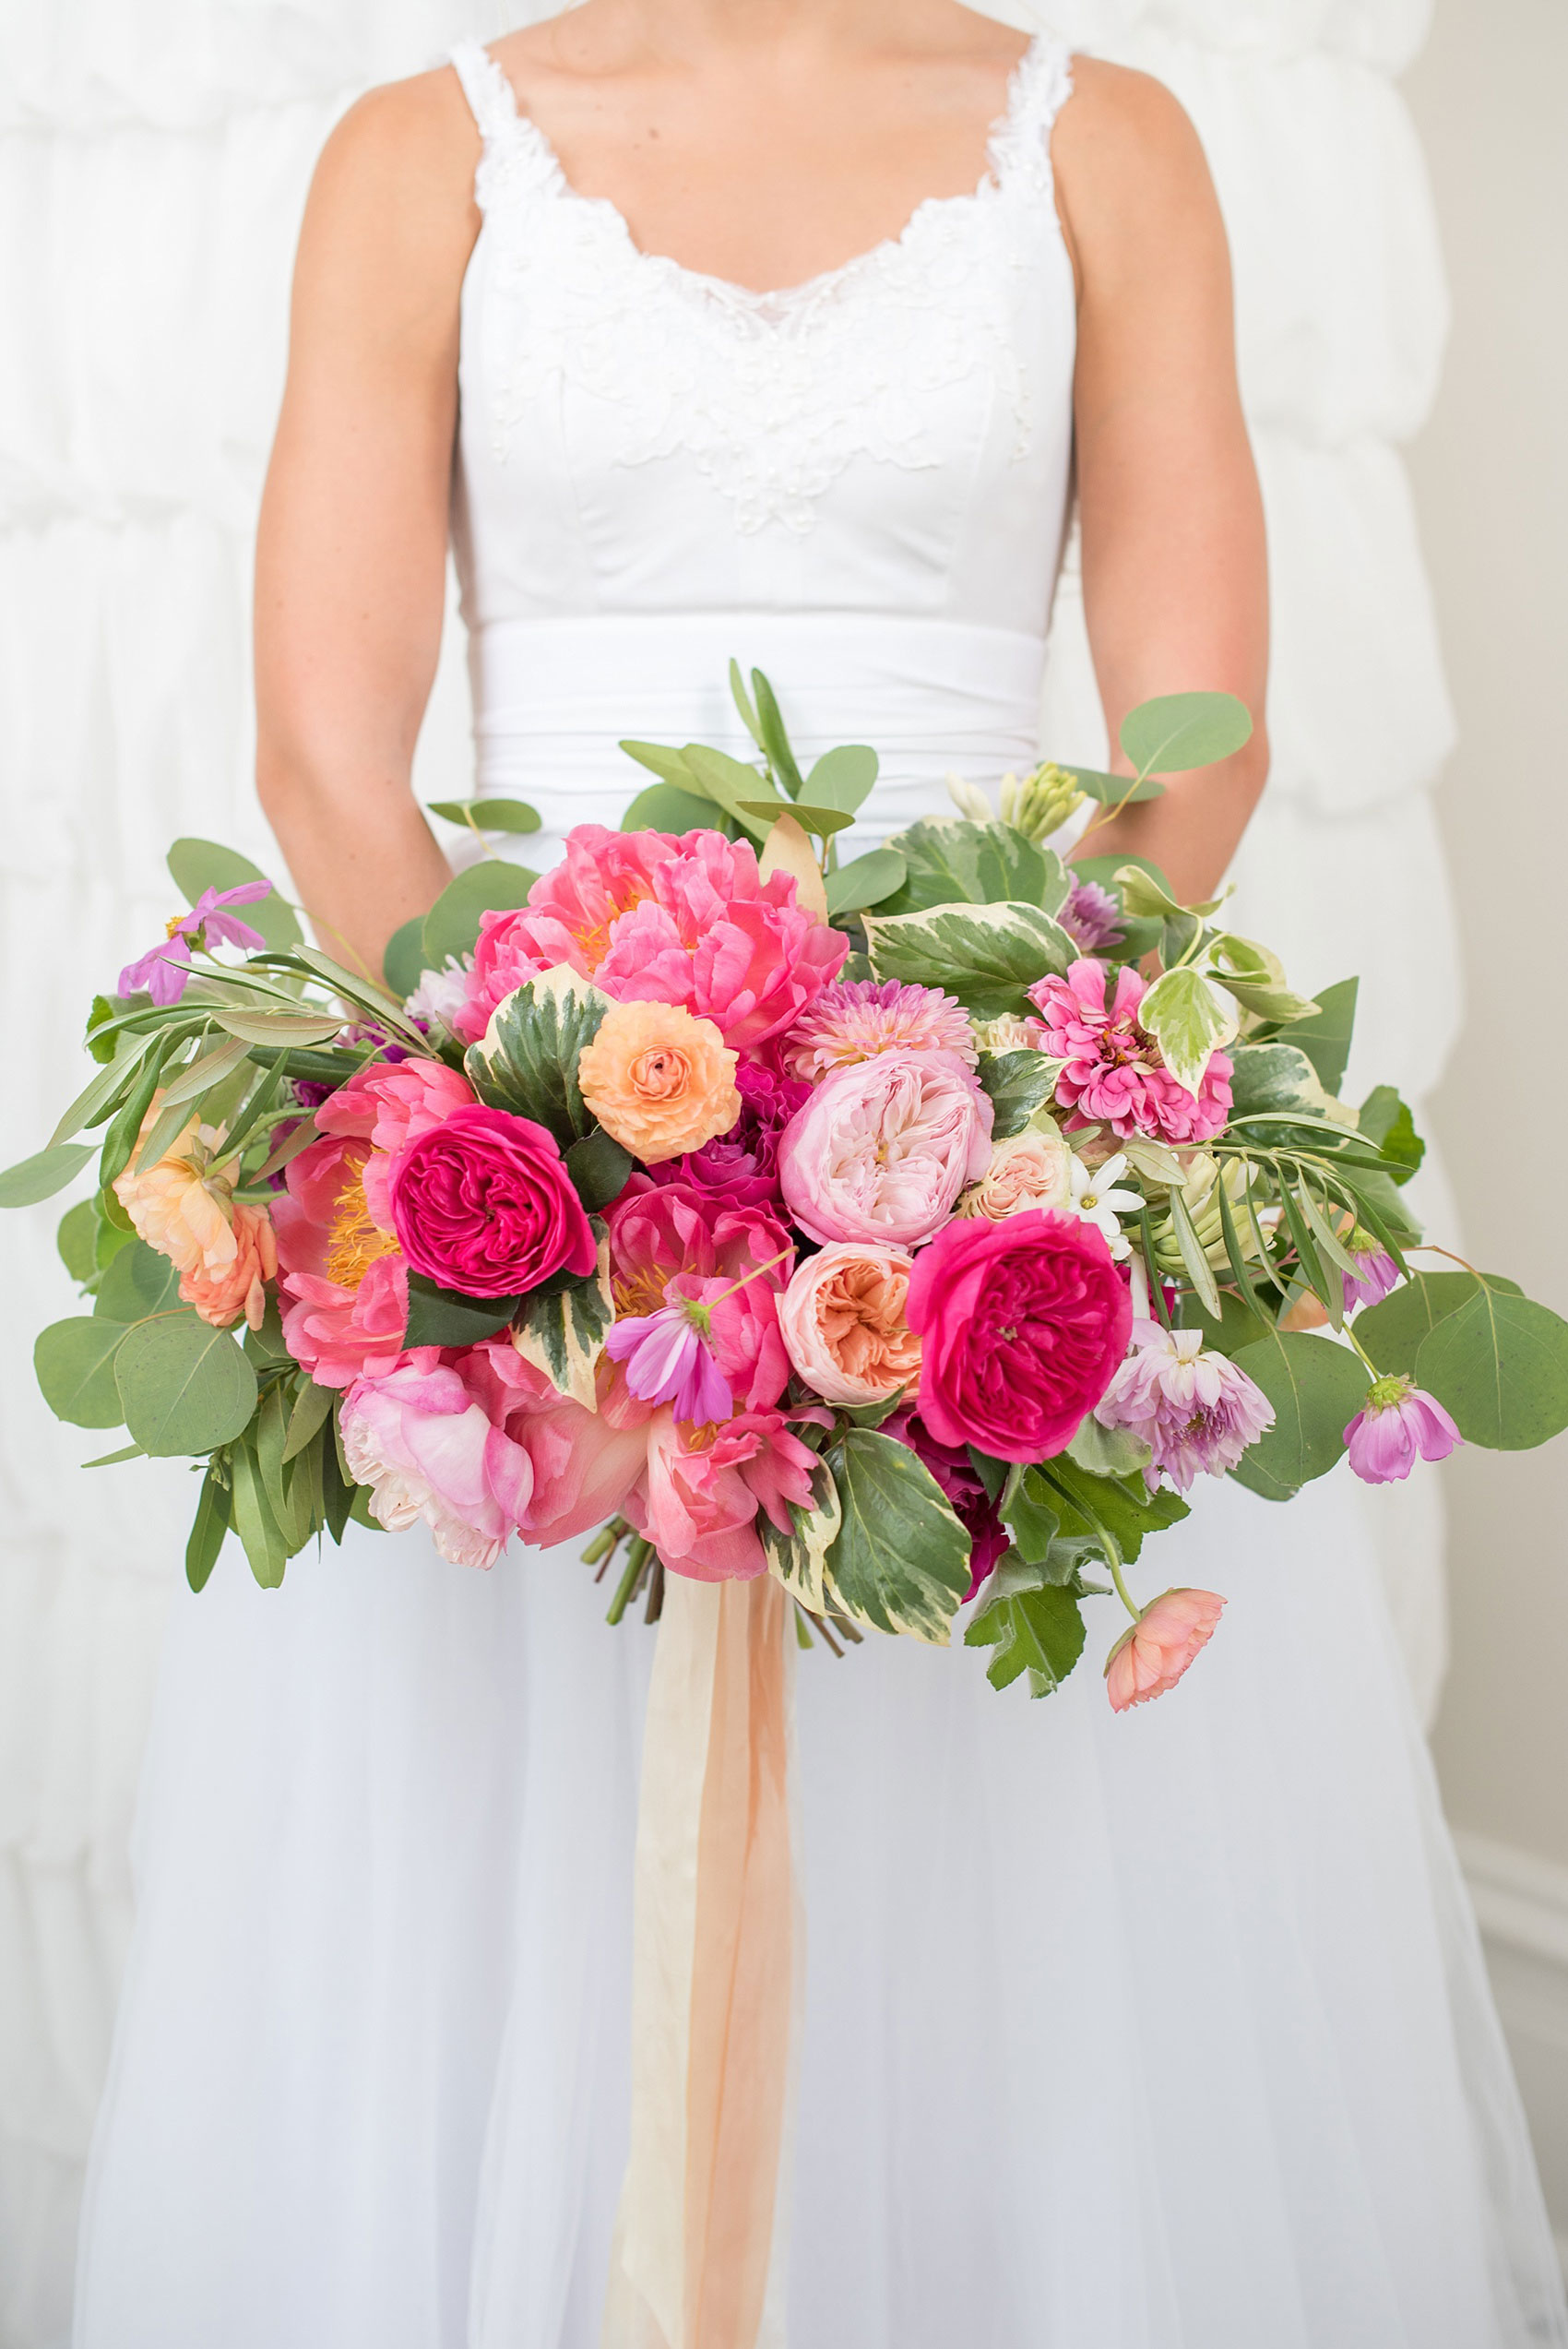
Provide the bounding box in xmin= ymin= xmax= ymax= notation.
xmin=72 ymin=38 xmax=1567 ymax=2349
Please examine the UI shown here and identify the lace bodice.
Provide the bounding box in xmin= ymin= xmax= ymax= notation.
xmin=448 ymin=37 xmax=1077 ymax=636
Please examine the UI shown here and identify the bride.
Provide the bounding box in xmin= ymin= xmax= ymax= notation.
xmin=72 ymin=3 xmax=1566 ymax=2344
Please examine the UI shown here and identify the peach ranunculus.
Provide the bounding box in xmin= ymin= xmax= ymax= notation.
xmin=1104 ymin=1588 xmax=1226 ymax=1712
xmin=113 ymin=1109 xmax=278 ymax=1330
xmin=576 ymin=999 xmax=742 ymax=1165
xmin=777 ymin=1241 xmax=921 ymax=1407
xmin=957 ymin=1127 xmax=1072 ymax=1222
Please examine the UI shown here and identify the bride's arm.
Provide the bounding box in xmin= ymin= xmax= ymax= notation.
xmin=1053 ymin=64 xmax=1269 ymax=906
xmin=255 ymin=70 xmax=479 ymax=978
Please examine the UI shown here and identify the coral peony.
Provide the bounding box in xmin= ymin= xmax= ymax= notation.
xmin=906 ymin=1209 xmax=1131 ymax=1464
xmin=607 ymin=1181 xmax=792 ymax=1414
xmin=1028 ymin=959 xmax=1232 ymax=1145
xmin=885 ymin=1406 xmax=1008 ymax=1598
xmin=958 ymin=1127 xmax=1072 ymax=1222
xmin=178 ymin=1199 xmax=279 ymax=1330
xmin=454 ymin=826 xmax=847 ymax=1051
xmin=777 ymin=1242 xmax=921 ymax=1406
xmin=387 ymin=1104 xmax=596 ymax=1300
xmin=1344 ymin=1376 xmax=1462 ymax=1484
xmin=627 ymin=1405 xmax=820 ymax=1581
xmin=576 ymin=999 xmax=741 ymax=1164
xmin=643 ymin=1061 xmax=809 ymax=1209
xmin=339 ymin=1352 xmax=536 ymax=1569
xmin=780 ymin=978 xmax=977 ymax=1082
xmin=1095 ymin=1320 xmax=1275 ymax=1491
xmin=1104 ymin=1588 xmax=1226 ymax=1712
xmin=458 ymin=1339 xmax=648 ymax=1546
xmin=272 ymin=1132 xmax=409 ymax=1388
xmin=778 ymin=1049 xmax=993 ymax=1248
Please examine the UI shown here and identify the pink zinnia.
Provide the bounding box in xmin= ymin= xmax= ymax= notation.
xmin=780 ymin=979 xmax=977 ymax=1082
xmin=1344 ymin=1376 xmax=1462 ymax=1484
xmin=1105 ymin=1589 xmax=1226 ymax=1712
xmin=1095 ymin=1320 xmax=1275 ymax=1492
xmin=1028 ymin=959 xmax=1232 ymax=1145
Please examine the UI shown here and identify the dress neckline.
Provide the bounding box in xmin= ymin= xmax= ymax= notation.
xmin=461 ymin=35 xmax=1053 ymax=314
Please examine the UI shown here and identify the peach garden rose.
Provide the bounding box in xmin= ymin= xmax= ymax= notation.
xmin=777 ymin=1241 xmax=921 ymax=1407
xmin=957 ymin=1127 xmax=1072 ymax=1222
xmin=113 ymin=1105 xmax=278 ymax=1330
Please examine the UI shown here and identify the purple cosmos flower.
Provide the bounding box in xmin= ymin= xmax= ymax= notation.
xmin=1060 ymin=879 xmax=1125 ymax=955
xmin=1342 ymin=1231 xmax=1401 ymax=1313
xmin=1344 ymin=1376 xmax=1462 ymax=1484
xmin=605 ymin=1303 xmax=734 ymax=1426
xmin=1095 ymin=1319 xmax=1276 ymax=1492
xmin=118 ymin=881 xmax=273 ymax=1006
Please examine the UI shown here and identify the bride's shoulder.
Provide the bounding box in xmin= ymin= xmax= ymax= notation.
xmin=292 ymin=66 xmax=481 ymax=322
xmin=313 ymin=65 xmax=481 ymax=212
xmin=1051 ymin=57 xmax=1226 ymax=292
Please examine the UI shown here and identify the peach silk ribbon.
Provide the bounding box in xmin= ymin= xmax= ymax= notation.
xmin=601 ymin=1572 xmax=800 ymax=2349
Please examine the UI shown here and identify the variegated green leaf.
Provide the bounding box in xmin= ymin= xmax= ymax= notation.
xmin=465 ymin=967 xmax=611 ymax=1145
xmin=821 ymin=1428 xmax=971 ymax=1645
xmin=511 ymin=1230 xmax=613 ymax=1408
xmin=761 ymin=1459 xmax=841 ymax=1615
xmin=1136 ymin=966 xmax=1237 ymax=1096
xmin=862 ymin=900 xmax=1074 ymax=1020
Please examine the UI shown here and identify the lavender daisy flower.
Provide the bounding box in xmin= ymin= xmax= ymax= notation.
xmin=1095 ymin=1320 xmax=1276 ymax=1492
xmin=1060 ymin=879 xmax=1125 ymax=955
xmin=1344 ymin=1377 xmax=1462 ymax=1484
xmin=119 ymin=881 xmax=273 ymax=1007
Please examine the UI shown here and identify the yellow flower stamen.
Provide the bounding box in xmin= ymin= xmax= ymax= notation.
xmin=327 ymin=1170 xmax=398 ymax=1290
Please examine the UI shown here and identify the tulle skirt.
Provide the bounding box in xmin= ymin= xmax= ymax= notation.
xmin=74 ymin=1469 xmax=1567 ymax=2348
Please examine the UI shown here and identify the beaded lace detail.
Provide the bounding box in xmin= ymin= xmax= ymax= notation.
xmin=450 ymin=40 xmax=1074 ymax=536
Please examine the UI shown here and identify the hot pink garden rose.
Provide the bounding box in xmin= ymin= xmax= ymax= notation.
xmin=627 ymin=1405 xmax=821 ymax=1581
xmin=905 ymin=1209 xmax=1132 ymax=1464
xmin=339 ymin=1350 xmax=537 ymax=1569
xmin=454 ymin=825 xmax=848 ymax=1051
xmin=606 ymin=1179 xmax=793 ymax=1414
xmin=777 ymin=1048 xmax=993 ymax=1248
xmin=272 ymin=1133 xmax=410 ymax=1389
xmin=1104 ymin=1589 xmax=1226 ymax=1712
xmin=1029 ymin=959 xmax=1232 ymax=1146
xmin=387 ymin=1104 xmax=597 ymax=1300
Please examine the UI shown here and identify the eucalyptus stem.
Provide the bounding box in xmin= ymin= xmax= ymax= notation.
xmin=606 ymin=1536 xmax=653 ymax=1626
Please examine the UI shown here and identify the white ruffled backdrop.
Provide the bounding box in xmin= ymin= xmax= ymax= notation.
xmin=0 ymin=4 xmax=1454 ymax=2341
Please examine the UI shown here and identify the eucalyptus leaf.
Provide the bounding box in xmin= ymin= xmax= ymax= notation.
xmin=879 ymin=819 xmax=1066 ymax=917
xmin=622 ymin=781 xmax=725 ymax=836
xmin=49 ymin=1027 xmax=161 ymax=1148
xmin=825 ymin=848 xmax=907 ymax=918
xmin=620 ymin=739 xmax=702 ymax=787
xmin=166 ymin=839 xmax=302 ymax=951
xmin=0 ymin=1140 xmax=98 ymax=1209
xmin=750 ymin=671 xmax=806 ymax=798
xmin=739 ymin=799 xmax=856 ymax=838
xmin=1416 ymin=1291 xmax=1568 ymax=1452
xmin=681 ymin=744 xmax=778 ymax=842
xmin=281 ymin=1374 xmax=336 ymax=1464
xmin=208 ymin=1008 xmax=344 ymax=1048
xmin=1356 ymin=1271 xmax=1519 ymax=1377
xmin=465 ymin=969 xmax=611 ymax=1144
xmin=863 ymin=900 xmax=1074 ymax=1019
xmin=35 ymin=1318 xmax=128 ymax=1428
xmin=802 ymin=745 xmax=879 ymax=815
xmin=1120 ymin=691 xmax=1253 ymax=776
xmin=1287 ymin=978 xmax=1359 ymax=1097
xmin=57 ymin=1198 xmax=101 ymax=1284
xmin=155 ymin=1034 xmax=254 ymax=1111
xmin=427 ymin=796 xmax=540 ymax=835
xmin=94 ymin=1239 xmax=183 ymax=1324
xmin=185 ymin=1470 xmax=232 ymax=1592
xmin=1228 ymin=1330 xmax=1370 ymax=1500
xmin=115 ymin=1317 xmax=259 ymax=1456
xmin=822 ymin=1429 xmax=971 ymax=1644
xmin=230 ymin=1441 xmax=287 ymax=1588
xmin=383 ymin=916 xmax=432 ymax=1000
xmin=422 ymin=860 xmax=538 ymax=969
xmin=1055 ymin=764 xmax=1165 ymax=805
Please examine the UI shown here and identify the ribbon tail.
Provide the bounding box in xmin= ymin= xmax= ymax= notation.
xmin=603 ymin=1573 xmax=800 ymax=2349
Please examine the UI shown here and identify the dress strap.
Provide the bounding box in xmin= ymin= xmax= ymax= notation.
xmin=989 ymin=37 xmax=1075 ymax=199
xmin=449 ymin=40 xmax=520 ymax=145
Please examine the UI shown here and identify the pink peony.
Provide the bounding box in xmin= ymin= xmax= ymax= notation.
xmin=1095 ymin=1321 xmax=1275 ymax=1492
xmin=780 ymin=978 xmax=977 ymax=1082
xmin=457 ymin=1339 xmax=648 ymax=1546
xmin=905 ymin=1210 xmax=1132 ymax=1464
xmin=627 ymin=1406 xmax=821 ymax=1582
xmin=1344 ymin=1376 xmax=1462 ymax=1484
xmin=453 ymin=826 xmax=848 ymax=1051
xmin=1104 ymin=1589 xmax=1226 ymax=1712
xmin=339 ymin=1351 xmax=536 ymax=1568
xmin=777 ymin=1048 xmax=993 ymax=1247
xmin=607 ymin=1180 xmax=793 ymax=1415
xmin=1028 ymin=960 xmax=1232 ymax=1145
xmin=643 ymin=1061 xmax=810 ymax=1210
xmin=272 ymin=1133 xmax=410 ymax=1389
xmin=885 ymin=1406 xmax=1008 ymax=1599
xmin=387 ymin=1104 xmax=597 ymax=1300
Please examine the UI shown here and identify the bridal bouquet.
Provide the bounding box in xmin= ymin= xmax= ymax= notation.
xmin=9 ymin=671 xmax=1567 ymax=1711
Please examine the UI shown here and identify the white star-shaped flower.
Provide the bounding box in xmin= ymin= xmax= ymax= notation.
xmin=1066 ymin=1152 xmax=1142 ymax=1259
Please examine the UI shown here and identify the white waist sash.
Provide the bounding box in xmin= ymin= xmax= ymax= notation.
xmin=468 ymin=611 xmax=1047 ymax=853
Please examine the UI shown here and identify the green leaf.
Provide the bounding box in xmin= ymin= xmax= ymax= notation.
xmin=282 ymin=1375 xmax=336 ymax=1463
xmin=185 ymin=1469 xmax=232 ymax=1592
xmin=1358 ymin=1086 xmax=1426 ymax=1185
xmin=57 ymin=1198 xmax=101 ymax=1284
xmin=422 ymin=860 xmax=538 ymax=969
xmin=822 ymin=1429 xmax=972 ymax=1644
xmin=86 ymin=996 xmax=122 ymax=1064
xmin=802 ymin=745 xmax=879 ymax=815
xmin=0 ymin=1140 xmax=98 ymax=1209
xmin=1120 ymin=691 xmax=1253 ymax=775
xmin=1356 ymin=1270 xmax=1516 ymax=1376
xmin=879 ymin=819 xmax=1066 ymax=917
xmin=155 ymin=1035 xmax=254 ymax=1112
xmin=464 ymin=969 xmax=610 ymax=1144
xmin=94 ymin=1238 xmax=183 ymax=1323
xmin=49 ymin=1028 xmax=161 ymax=1148
xmin=863 ymin=900 xmax=1074 ymax=1020
xmin=511 ymin=1234 xmax=613 ymax=1408
xmin=82 ymin=1441 xmax=145 ymax=1468
xmin=207 ymin=1007 xmax=344 ymax=1049
xmin=750 ymin=671 xmax=806 ymax=798
xmin=243 ymin=1293 xmax=293 ymax=1372
xmin=34 ymin=1318 xmax=128 ymax=1428
xmin=1002 ymin=1468 xmax=1059 ymax=1564
xmin=729 ymin=660 xmax=765 ymax=751
xmin=1226 ymin=1043 xmax=1331 ymax=1120
xmin=114 ymin=1317 xmax=259 ymax=1456
xmin=1136 ymin=967 xmax=1237 ymax=1096
xmin=1037 ymin=1456 xmax=1190 ymax=1569
xmin=966 ymin=1575 xmax=1087 ymax=1698
xmin=1227 ymin=1330 xmax=1370 ymax=1500
xmin=427 ymin=796 xmax=540 ymax=835
xmin=403 ymin=1273 xmax=520 ymax=1349
xmin=255 ymin=1381 xmax=291 ymax=1530
xmin=761 ymin=1461 xmax=842 ymax=1616
xmin=739 ymin=798 xmax=856 ymax=839
xmin=1287 ymin=978 xmax=1359 ymax=1097
xmin=166 ymin=839 xmax=302 ymax=951
xmin=621 ymin=739 xmax=703 ymax=787
xmin=1416 ymin=1289 xmax=1568 ymax=1451
xmin=1113 ymin=865 xmax=1224 ymax=923
xmin=383 ymin=915 xmax=432 ymax=1000
xmin=1167 ymin=1184 xmax=1221 ymax=1318
xmin=682 ymin=745 xmax=778 ymax=841
xmin=564 ymin=1127 xmax=635 ymax=1213
xmin=1053 ymin=764 xmax=1165 ymax=806
xmin=97 ymin=1031 xmax=179 ymax=1192
xmin=825 ymin=848 xmax=907 ymax=918
xmin=322 ymin=1426 xmax=358 ymax=1545
xmin=622 ymin=781 xmax=725 ymax=836
xmin=230 ymin=1441 xmax=287 ymax=1588
xmin=1064 ymin=1414 xmax=1154 ymax=1480
xmin=977 ymin=1050 xmax=1060 ymax=1140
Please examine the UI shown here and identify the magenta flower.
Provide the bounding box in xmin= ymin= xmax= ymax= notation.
xmin=1095 ymin=1320 xmax=1275 ymax=1492
xmin=118 ymin=881 xmax=273 ymax=1006
xmin=1344 ymin=1376 xmax=1462 ymax=1484
xmin=605 ymin=1303 xmax=734 ymax=1427
xmin=1028 ymin=959 xmax=1232 ymax=1146
xmin=780 ymin=978 xmax=978 ymax=1082
xmin=1342 ymin=1231 xmax=1401 ymax=1312
xmin=1060 ymin=879 xmax=1125 ymax=955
